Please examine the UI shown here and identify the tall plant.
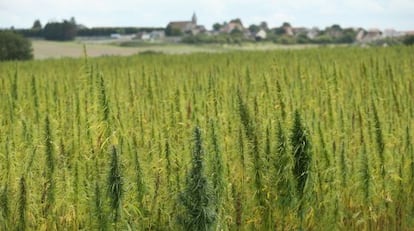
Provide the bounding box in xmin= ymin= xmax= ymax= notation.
xmin=209 ymin=120 xmax=225 ymax=229
xmin=290 ymin=110 xmax=311 ymax=225
xmin=177 ymin=126 xmax=216 ymax=231
xmin=107 ymin=145 xmax=123 ymax=226
xmin=43 ymin=115 xmax=55 ymax=217
xmin=18 ymin=176 xmax=27 ymax=231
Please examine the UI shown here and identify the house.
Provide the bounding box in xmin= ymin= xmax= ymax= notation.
xmin=110 ymin=33 xmax=121 ymax=39
xmin=364 ymin=29 xmax=382 ymax=42
xmin=221 ymin=21 xmax=244 ymax=34
xmin=150 ymin=30 xmax=165 ymax=39
xmin=293 ymin=27 xmax=308 ymax=35
xmin=194 ymin=25 xmax=207 ymax=34
xmin=254 ymin=29 xmax=267 ymax=41
xmin=283 ymin=24 xmax=294 ymax=36
xmin=355 ymin=29 xmax=365 ymax=41
xmin=136 ymin=32 xmax=151 ymax=40
xmin=355 ymin=28 xmax=383 ymax=43
xmin=166 ymin=13 xmax=198 ymax=35
xmin=136 ymin=30 xmax=165 ymax=41
xmin=383 ymin=29 xmax=403 ymax=38
xmin=403 ymin=31 xmax=414 ymax=36
xmin=307 ymin=27 xmax=320 ymax=39
xmin=366 ymin=29 xmax=382 ymax=40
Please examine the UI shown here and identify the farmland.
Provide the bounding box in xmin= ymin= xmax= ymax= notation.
xmin=31 ymin=39 xmax=319 ymax=59
xmin=0 ymin=46 xmax=413 ymax=230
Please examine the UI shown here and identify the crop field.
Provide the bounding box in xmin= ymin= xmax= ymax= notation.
xmin=0 ymin=46 xmax=413 ymax=230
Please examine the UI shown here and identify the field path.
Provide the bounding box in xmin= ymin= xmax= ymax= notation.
xmin=32 ymin=40 xmax=144 ymax=59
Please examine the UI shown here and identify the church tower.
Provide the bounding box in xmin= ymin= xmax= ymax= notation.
xmin=192 ymin=12 xmax=197 ymax=25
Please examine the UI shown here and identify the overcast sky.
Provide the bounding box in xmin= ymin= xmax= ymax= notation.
xmin=1 ymin=0 xmax=413 ymax=30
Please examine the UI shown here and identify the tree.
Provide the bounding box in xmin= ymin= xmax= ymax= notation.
xmin=325 ymin=24 xmax=343 ymax=39
xmin=165 ymin=24 xmax=182 ymax=36
xmin=331 ymin=24 xmax=342 ymax=31
xmin=248 ymin=24 xmax=260 ymax=34
xmin=0 ymin=31 xmax=33 ymax=61
xmin=337 ymin=28 xmax=356 ymax=43
xmin=32 ymin=19 xmax=42 ymax=30
xmin=212 ymin=23 xmax=222 ymax=32
xmin=282 ymin=22 xmax=291 ymax=28
xmin=260 ymin=21 xmax=269 ymax=31
xmin=313 ymin=34 xmax=333 ymax=44
xmin=230 ymin=28 xmax=243 ymax=37
xmin=273 ymin=22 xmax=292 ymax=36
xmin=43 ymin=20 xmax=77 ymax=41
xmin=230 ymin=18 xmax=243 ymax=25
xmin=274 ymin=27 xmax=285 ymax=35
xmin=297 ymin=33 xmax=310 ymax=44
xmin=403 ymin=35 xmax=414 ymax=45
xmin=69 ymin=17 xmax=76 ymax=26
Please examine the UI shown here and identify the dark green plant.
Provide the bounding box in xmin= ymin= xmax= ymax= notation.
xmin=177 ymin=126 xmax=216 ymax=231
xmin=0 ymin=184 xmax=9 ymax=230
xmin=359 ymin=123 xmax=372 ymax=230
xmin=44 ymin=115 xmax=55 ymax=177
xmin=25 ymin=147 xmax=37 ymax=175
xmin=237 ymin=92 xmax=265 ymax=207
xmin=371 ymin=100 xmax=385 ymax=177
xmin=276 ymin=80 xmax=286 ymax=120
xmin=290 ymin=110 xmax=312 ymax=229
xmin=358 ymin=113 xmax=371 ymax=206
xmin=275 ymin=121 xmax=294 ymax=204
xmin=107 ymin=145 xmax=123 ymax=224
xmin=42 ymin=115 xmax=55 ymax=216
xmin=132 ymin=137 xmax=146 ymax=210
xmin=17 ymin=176 xmax=27 ymax=231
xmin=30 ymin=75 xmax=40 ymax=123
xmin=407 ymin=126 xmax=414 ymax=214
xmin=95 ymin=182 xmax=108 ymax=231
xmin=274 ymin=120 xmax=294 ymax=229
xmin=291 ymin=110 xmax=311 ymax=199
xmin=4 ymin=140 xmax=10 ymax=179
xmin=73 ymin=161 xmax=79 ymax=215
xmin=99 ymin=74 xmax=110 ymax=124
xmin=238 ymin=127 xmax=245 ymax=169
xmin=11 ymin=70 xmax=18 ymax=102
xmin=265 ymin=125 xmax=271 ymax=165
xmin=209 ymin=120 xmax=225 ymax=229
xmin=165 ymin=140 xmax=172 ymax=187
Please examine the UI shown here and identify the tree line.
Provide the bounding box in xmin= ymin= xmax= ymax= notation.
xmin=10 ymin=18 xmax=163 ymax=41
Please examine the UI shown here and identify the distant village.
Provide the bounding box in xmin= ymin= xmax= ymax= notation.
xmin=7 ymin=13 xmax=414 ymax=45
xmin=127 ymin=13 xmax=413 ymax=45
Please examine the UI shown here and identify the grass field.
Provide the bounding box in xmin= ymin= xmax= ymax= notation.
xmin=0 ymin=46 xmax=413 ymax=230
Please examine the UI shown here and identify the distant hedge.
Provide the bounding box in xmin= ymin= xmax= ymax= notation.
xmin=0 ymin=31 xmax=33 ymax=61
xmin=44 ymin=21 xmax=77 ymax=41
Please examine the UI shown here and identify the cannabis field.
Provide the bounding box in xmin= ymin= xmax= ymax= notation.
xmin=0 ymin=46 xmax=413 ymax=230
